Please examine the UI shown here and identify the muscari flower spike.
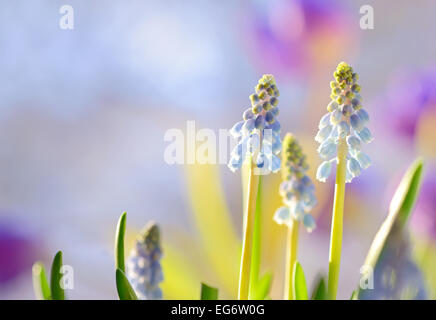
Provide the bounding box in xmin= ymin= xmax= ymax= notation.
xmin=274 ymin=133 xmax=317 ymax=232
xmin=228 ymin=74 xmax=282 ymax=173
xmin=315 ymin=62 xmax=373 ymax=183
xmin=126 ymin=222 xmax=163 ymax=300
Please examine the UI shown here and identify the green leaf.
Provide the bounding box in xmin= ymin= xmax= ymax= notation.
xmin=389 ymin=157 xmax=424 ymax=228
xmin=350 ymin=290 xmax=358 ymax=300
xmin=50 ymin=251 xmax=65 ymax=300
xmin=293 ymin=262 xmax=308 ymax=300
xmin=32 ymin=262 xmax=51 ymax=300
xmin=200 ymin=283 xmax=219 ymax=300
xmin=115 ymin=212 xmax=127 ymax=273
xmin=116 ymin=268 xmax=138 ymax=300
xmin=311 ymin=276 xmax=326 ymax=300
xmin=362 ymin=158 xmax=424 ymax=271
xmin=358 ymin=158 xmax=424 ymax=298
xmin=250 ymin=271 xmax=273 ymax=300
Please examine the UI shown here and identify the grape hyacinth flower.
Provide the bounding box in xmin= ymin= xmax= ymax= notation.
xmin=228 ymin=74 xmax=282 ymax=300
xmin=315 ymin=62 xmax=373 ymax=300
xmin=274 ymin=133 xmax=317 ymax=232
xmin=273 ymin=133 xmax=317 ymax=299
xmin=315 ymin=61 xmax=373 ymax=184
xmin=228 ymin=74 xmax=282 ymax=174
xmin=126 ymin=222 xmax=163 ymax=300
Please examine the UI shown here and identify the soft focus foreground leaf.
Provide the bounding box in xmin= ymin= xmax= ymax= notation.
xmin=185 ymin=164 xmax=240 ymax=297
xmin=293 ymin=262 xmax=308 ymax=300
xmin=32 ymin=262 xmax=51 ymax=300
xmin=358 ymin=158 xmax=426 ymax=300
xmin=249 ymin=272 xmax=273 ymax=300
xmin=116 ymin=268 xmax=138 ymax=300
xmin=350 ymin=290 xmax=358 ymax=300
xmin=161 ymin=242 xmax=202 ymax=300
xmin=361 ymin=158 xmax=424 ymax=274
xmin=201 ymin=283 xmax=219 ymax=300
xmin=311 ymin=276 xmax=326 ymax=300
xmin=115 ymin=212 xmax=127 ymax=273
xmin=50 ymin=251 xmax=65 ymax=300
xmin=389 ymin=158 xmax=424 ymax=228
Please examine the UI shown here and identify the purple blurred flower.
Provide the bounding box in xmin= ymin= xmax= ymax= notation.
xmin=380 ymin=67 xmax=436 ymax=140
xmin=0 ymin=221 xmax=38 ymax=284
xmin=411 ymin=169 xmax=436 ymax=240
xmin=245 ymin=0 xmax=355 ymax=78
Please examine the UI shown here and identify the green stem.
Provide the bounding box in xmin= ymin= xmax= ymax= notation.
xmin=238 ymin=163 xmax=259 ymax=300
xmin=284 ymin=219 xmax=299 ymax=300
xmin=249 ymin=175 xmax=263 ymax=297
xmin=327 ymin=138 xmax=347 ymax=300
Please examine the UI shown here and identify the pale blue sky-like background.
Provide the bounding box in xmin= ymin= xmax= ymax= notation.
xmin=1 ymin=0 xmax=436 ymax=299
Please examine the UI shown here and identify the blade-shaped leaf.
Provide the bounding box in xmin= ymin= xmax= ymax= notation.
xmin=32 ymin=262 xmax=51 ymax=300
xmin=116 ymin=268 xmax=138 ymax=300
xmin=50 ymin=251 xmax=65 ymax=300
xmin=249 ymin=271 xmax=273 ymax=300
xmin=389 ymin=157 xmax=424 ymax=228
xmin=362 ymin=158 xmax=424 ymax=271
xmin=358 ymin=158 xmax=425 ymax=299
xmin=293 ymin=262 xmax=308 ymax=300
xmin=200 ymin=283 xmax=219 ymax=300
xmin=115 ymin=212 xmax=127 ymax=273
xmin=350 ymin=290 xmax=358 ymax=300
xmin=311 ymin=276 xmax=326 ymax=300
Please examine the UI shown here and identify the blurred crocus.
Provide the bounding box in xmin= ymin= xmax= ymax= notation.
xmin=127 ymin=222 xmax=163 ymax=300
xmin=228 ymin=74 xmax=282 ymax=173
xmin=0 ymin=221 xmax=38 ymax=284
xmin=245 ymin=0 xmax=355 ymax=78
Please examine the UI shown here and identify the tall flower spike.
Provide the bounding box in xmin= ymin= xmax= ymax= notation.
xmin=126 ymin=222 xmax=163 ymax=300
xmin=315 ymin=62 xmax=373 ymax=183
xmin=274 ymin=133 xmax=317 ymax=232
xmin=228 ymin=74 xmax=282 ymax=173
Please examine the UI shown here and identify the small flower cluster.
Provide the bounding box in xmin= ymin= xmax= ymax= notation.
xmin=274 ymin=133 xmax=317 ymax=232
xmin=126 ymin=222 xmax=163 ymax=300
xmin=316 ymin=62 xmax=373 ymax=183
xmin=228 ymin=74 xmax=282 ymax=173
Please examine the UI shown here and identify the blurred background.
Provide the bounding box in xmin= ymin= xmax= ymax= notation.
xmin=1 ymin=0 xmax=436 ymax=299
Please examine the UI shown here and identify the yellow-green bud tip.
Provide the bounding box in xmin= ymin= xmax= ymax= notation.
xmin=281 ymin=133 xmax=308 ymax=180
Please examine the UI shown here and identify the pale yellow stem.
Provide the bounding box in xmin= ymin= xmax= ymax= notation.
xmin=238 ymin=163 xmax=259 ymax=300
xmin=284 ymin=219 xmax=299 ymax=300
xmin=327 ymin=138 xmax=347 ymax=300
